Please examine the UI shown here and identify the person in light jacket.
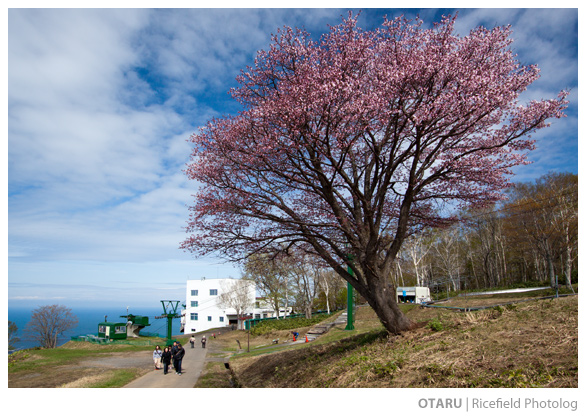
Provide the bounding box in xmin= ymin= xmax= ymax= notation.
xmin=152 ymin=345 xmax=162 ymax=370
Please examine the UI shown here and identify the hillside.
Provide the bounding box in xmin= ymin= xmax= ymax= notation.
xmin=8 ymin=290 xmax=578 ymax=389
xmin=227 ymin=294 xmax=578 ymax=388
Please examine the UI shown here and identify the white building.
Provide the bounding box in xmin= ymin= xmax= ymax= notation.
xmin=183 ymin=278 xmax=276 ymax=334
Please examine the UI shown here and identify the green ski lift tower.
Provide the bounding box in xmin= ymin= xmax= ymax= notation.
xmin=159 ymin=300 xmax=182 ymax=346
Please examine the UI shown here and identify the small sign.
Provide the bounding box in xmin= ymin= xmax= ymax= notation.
xmin=403 ymin=290 xmax=406 ymax=297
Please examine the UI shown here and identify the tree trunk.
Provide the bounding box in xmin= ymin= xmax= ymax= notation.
xmin=564 ymin=235 xmax=573 ymax=289
xmin=324 ymin=279 xmax=331 ymax=314
xmin=413 ymin=256 xmax=421 ymax=286
xmin=546 ymin=249 xmax=556 ymax=288
xmin=397 ymin=262 xmax=405 ymax=287
xmin=499 ymin=238 xmax=507 ymax=285
xmin=303 ymin=276 xmax=313 ymax=319
xmin=273 ymin=298 xmax=280 ymax=319
xmin=284 ymin=284 xmax=289 ymax=317
xmin=360 ymin=278 xmax=413 ymax=335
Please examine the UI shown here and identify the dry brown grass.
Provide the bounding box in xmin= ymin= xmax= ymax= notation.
xmin=8 ymin=341 xmax=155 ymax=388
xmin=58 ymin=370 xmax=116 ymax=388
xmin=230 ymin=296 xmax=578 ymax=388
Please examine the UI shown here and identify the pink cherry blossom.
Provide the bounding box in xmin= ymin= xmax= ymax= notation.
xmin=181 ymin=13 xmax=568 ymax=334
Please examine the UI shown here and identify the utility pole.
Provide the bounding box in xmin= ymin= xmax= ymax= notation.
xmin=345 ymin=253 xmax=355 ymax=331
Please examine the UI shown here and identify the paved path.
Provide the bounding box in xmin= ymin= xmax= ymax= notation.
xmin=122 ymin=314 xmax=346 ymax=388
xmin=123 ymin=343 xmax=208 ymax=388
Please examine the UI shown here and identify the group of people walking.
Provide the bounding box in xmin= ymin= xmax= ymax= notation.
xmin=152 ymin=334 xmax=212 ymax=377
xmin=152 ymin=341 xmax=186 ymax=375
xmin=189 ymin=335 xmax=208 ymax=348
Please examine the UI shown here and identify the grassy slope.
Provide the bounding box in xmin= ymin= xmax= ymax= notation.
xmin=228 ymin=295 xmax=578 ymax=388
xmin=8 ymin=337 xmax=167 ymax=388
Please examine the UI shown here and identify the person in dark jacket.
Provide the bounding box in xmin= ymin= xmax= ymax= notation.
xmin=173 ymin=343 xmax=186 ymax=375
xmin=170 ymin=341 xmax=178 ymax=370
xmin=161 ymin=347 xmax=172 ymax=375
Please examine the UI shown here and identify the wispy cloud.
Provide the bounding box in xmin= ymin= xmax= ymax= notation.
xmin=9 ymin=296 xmax=66 ymax=301
xmin=8 ymin=8 xmax=577 ymax=306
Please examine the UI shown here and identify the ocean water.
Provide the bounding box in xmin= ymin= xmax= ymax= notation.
xmin=8 ymin=306 xmax=184 ymax=351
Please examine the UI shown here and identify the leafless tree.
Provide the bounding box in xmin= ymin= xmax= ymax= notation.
xmin=505 ymin=173 xmax=578 ymax=288
xmin=243 ymin=254 xmax=290 ymax=318
xmin=9 ymin=321 xmax=20 ymax=351
xmin=402 ymin=231 xmax=433 ymax=287
xmin=287 ymin=254 xmax=323 ymax=319
xmin=217 ymin=279 xmax=255 ymax=330
xmin=432 ymin=227 xmax=464 ymax=292
xmin=25 ymin=304 xmax=78 ymax=349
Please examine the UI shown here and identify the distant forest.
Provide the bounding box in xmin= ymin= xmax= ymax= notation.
xmin=391 ymin=172 xmax=578 ymax=293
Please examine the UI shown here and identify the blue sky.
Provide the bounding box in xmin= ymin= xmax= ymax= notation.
xmin=6 ymin=6 xmax=579 ymax=310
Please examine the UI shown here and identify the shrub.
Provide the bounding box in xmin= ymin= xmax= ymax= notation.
xmin=427 ymin=317 xmax=444 ymax=332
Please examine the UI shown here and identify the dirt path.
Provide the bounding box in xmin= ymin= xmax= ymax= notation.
xmin=80 ymin=350 xmax=153 ymax=369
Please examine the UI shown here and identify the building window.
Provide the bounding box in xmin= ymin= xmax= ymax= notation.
xmin=208 ymin=316 xmax=212 ymax=321
xmin=190 ymin=313 xmax=198 ymax=321
xmin=210 ymin=289 xmax=218 ymax=296
xmin=219 ymin=317 xmax=224 ymax=322
xmin=191 ymin=289 xmax=198 ymax=296
xmin=191 ymin=301 xmax=198 ymax=307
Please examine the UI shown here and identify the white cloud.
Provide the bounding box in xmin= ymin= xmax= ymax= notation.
xmin=8 ymin=8 xmax=343 ymax=265
xmin=7 ymin=8 xmax=578 ymax=307
xmin=9 ymin=296 xmax=65 ymax=300
xmin=9 ymin=10 xmax=173 ymax=208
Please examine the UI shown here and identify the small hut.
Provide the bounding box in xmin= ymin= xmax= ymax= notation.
xmin=97 ymin=322 xmax=128 ymax=340
xmin=396 ymin=286 xmax=431 ymax=304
